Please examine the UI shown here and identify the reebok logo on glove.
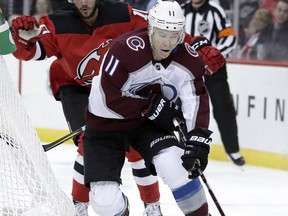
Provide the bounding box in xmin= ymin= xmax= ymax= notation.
xmin=189 ymin=136 xmax=211 ymax=145
xmin=148 ymin=98 xmax=166 ymax=120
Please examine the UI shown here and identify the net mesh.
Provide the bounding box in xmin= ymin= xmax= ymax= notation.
xmin=0 ymin=56 xmax=76 ymax=216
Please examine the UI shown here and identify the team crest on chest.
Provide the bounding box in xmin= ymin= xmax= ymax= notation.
xmin=75 ymin=39 xmax=112 ymax=85
xmin=126 ymin=36 xmax=145 ymax=51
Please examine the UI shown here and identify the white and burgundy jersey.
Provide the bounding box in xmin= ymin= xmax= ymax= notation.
xmin=88 ymin=28 xmax=210 ymax=131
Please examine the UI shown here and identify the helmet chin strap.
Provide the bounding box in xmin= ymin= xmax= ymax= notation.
xmin=152 ymin=48 xmax=161 ymax=61
xmin=149 ymin=38 xmax=161 ymax=61
xmin=148 ymin=27 xmax=160 ymax=61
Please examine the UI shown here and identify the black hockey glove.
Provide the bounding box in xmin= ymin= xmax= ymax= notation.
xmin=181 ymin=128 xmax=212 ymax=179
xmin=143 ymin=95 xmax=184 ymax=133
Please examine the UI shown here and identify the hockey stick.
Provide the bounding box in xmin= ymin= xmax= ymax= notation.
xmin=42 ymin=125 xmax=86 ymax=152
xmin=173 ymin=119 xmax=226 ymax=216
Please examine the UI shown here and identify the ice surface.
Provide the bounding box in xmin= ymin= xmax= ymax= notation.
xmin=46 ymin=144 xmax=288 ymax=216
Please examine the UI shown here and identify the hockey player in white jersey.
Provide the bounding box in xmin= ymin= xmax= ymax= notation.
xmin=83 ymin=0 xmax=224 ymax=215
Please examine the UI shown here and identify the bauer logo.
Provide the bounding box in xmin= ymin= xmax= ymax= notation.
xmin=190 ymin=136 xmax=211 ymax=145
xmin=150 ymin=135 xmax=176 ymax=148
xmin=148 ymin=98 xmax=166 ymax=120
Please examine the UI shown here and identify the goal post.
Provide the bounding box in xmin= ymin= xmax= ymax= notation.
xmin=0 ymin=55 xmax=77 ymax=215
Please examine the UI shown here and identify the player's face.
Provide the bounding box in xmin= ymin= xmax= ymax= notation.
xmin=74 ymin=0 xmax=97 ymax=19
xmin=192 ymin=0 xmax=205 ymax=3
xmin=35 ymin=0 xmax=50 ymax=15
xmin=151 ymin=28 xmax=181 ymax=61
xmin=191 ymin=0 xmax=206 ymax=8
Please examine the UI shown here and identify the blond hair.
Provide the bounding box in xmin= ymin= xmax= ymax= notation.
xmin=253 ymin=8 xmax=273 ymax=25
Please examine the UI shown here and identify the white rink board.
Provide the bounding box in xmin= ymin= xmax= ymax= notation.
xmin=3 ymin=54 xmax=67 ymax=130
xmin=3 ymin=55 xmax=288 ymax=155
xmin=209 ymin=63 xmax=288 ymax=155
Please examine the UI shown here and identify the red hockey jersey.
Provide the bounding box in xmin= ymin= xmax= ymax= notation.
xmin=13 ymin=1 xmax=148 ymax=95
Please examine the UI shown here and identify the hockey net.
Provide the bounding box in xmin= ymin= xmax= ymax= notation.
xmin=0 ymin=56 xmax=76 ymax=216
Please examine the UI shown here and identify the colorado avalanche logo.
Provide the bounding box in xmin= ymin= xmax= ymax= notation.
xmin=185 ymin=43 xmax=199 ymax=57
xmin=126 ymin=36 xmax=145 ymax=51
xmin=129 ymin=78 xmax=178 ymax=101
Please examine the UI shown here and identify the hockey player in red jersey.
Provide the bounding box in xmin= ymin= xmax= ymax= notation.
xmin=83 ymin=0 xmax=224 ymax=215
xmin=11 ymin=0 xmax=162 ymax=215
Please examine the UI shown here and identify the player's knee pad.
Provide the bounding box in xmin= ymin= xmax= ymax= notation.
xmin=152 ymin=146 xmax=190 ymax=190
xmin=153 ymin=147 xmax=208 ymax=214
xmin=89 ymin=181 xmax=127 ymax=216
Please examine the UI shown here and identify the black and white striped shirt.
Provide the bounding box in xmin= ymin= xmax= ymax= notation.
xmin=182 ymin=0 xmax=236 ymax=57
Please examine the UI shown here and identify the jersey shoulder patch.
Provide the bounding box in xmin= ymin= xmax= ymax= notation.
xmin=184 ymin=42 xmax=199 ymax=57
xmin=126 ymin=35 xmax=146 ymax=51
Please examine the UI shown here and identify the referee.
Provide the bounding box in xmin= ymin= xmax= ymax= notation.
xmin=182 ymin=0 xmax=245 ymax=166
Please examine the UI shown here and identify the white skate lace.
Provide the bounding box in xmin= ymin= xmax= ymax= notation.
xmin=143 ymin=202 xmax=163 ymax=216
xmin=74 ymin=202 xmax=89 ymax=216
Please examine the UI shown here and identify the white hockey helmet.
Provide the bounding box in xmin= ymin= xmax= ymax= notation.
xmin=68 ymin=0 xmax=73 ymax=3
xmin=148 ymin=0 xmax=185 ymax=32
